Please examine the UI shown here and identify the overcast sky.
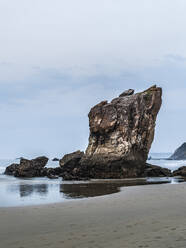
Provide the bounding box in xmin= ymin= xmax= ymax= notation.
xmin=0 ymin=0 xmax=186 ymax=158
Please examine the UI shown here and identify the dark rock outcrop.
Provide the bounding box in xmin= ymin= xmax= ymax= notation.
xmin=173 ymin=166 xmax=186 ymax=177
xmin=52 ymin=158 xmax=59 ymax=161
xmin=14 ymin=156 xmax=49 ymax=177
xmin=60 ymin=85 xmax=162 ymax=180
xmin=143 ymin=164 xmax=172 ymax=177
xmin=169 ymin=143 xmax=186 ymax=160
xmin=4 ymin=163 xmax=20 ymax=176
xmin=42 ymin=167 xmax=62 ymax=179
xmin=4 ymin=156 xmax=64 ymax=178
xmin=60 ymin=150 xmax=84 ymax=167
xmin=60 ymin=151 xmax=85 ymax=180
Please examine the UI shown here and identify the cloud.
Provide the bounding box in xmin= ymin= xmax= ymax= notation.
xmin=165 ymin=54 xmax=186 ymax=63
xmin=0 ymin=1 xmax=186 ymax=156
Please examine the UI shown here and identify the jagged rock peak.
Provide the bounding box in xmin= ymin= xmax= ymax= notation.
xmin=119 ymin=89 xmax=134 ymax=97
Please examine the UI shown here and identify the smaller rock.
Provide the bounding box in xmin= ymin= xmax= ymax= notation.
xmin=173 ymin=166 xmax=186 ymax=177
xmin=119 ymin=89 xmax=134 ymax=97
xmin=52 ymin=158 xmax=59 ymax=161
xmin=59 ymin=151 xmax=85 ymax=180
xmin=4 ymin=163 xmax=19 ymax=175
xmin=31 ymin=156 xmax=49 ymax=168
xmin=60 ymin=150 xmax=84 ymax=167
xmin=14 ymin=156 xmax=49 ymax=177
xmin=47 ymin=175 xmax=59 ymax=179
xmin=143 ymin=164 xmax=172 ymax=177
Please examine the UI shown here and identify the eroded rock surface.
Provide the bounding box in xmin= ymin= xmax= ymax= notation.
xmin=61 ymin=85 xmax=162 ymax=179
xmin=85 ymin=85 xmax=162 ymax=162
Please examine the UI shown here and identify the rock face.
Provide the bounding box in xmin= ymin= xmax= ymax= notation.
xmin=169 ymin=143 xmax=186 ymax=160
xmin=60 ymin=85 xmax=162 ymax=179
xmin=85 ymin=85 xmax=162 ymax=162
xmin=173 ymin=166 xmax=186 ymax=177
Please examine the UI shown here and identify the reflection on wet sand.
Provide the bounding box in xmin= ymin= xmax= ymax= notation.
xmin=60 ymin=182 xmax=120 ymax=198
xmin=2 ymin=177 xmax=185 ymax=207
xmin=60 ymin=178 xmax=184 ymax=199
xmin=19 ymin=184 xmax=49 ymax=197
xmin=7 ymin=183 xmax=49 ymax=197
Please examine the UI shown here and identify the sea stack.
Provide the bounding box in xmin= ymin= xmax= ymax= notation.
xmin=61 ymin=85 xmax=162 ymax=179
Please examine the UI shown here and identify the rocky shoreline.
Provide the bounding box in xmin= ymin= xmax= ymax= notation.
xmin=5 ymin=157 xmax=62 ymax=179
xmin=4 ymin=152 xmax=186 ymax=180
xmin=4 ymin=85 xmax=186 ymax=180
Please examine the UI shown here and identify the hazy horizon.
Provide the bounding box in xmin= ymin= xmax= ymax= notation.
xmin=0 ymin=0 xmax=186 ymax=158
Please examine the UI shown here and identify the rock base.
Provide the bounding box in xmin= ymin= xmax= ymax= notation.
xmin=59 ymin=151 xmax=172 ymax=180
xmin=173 ymin=166 xmax=186 ymax=177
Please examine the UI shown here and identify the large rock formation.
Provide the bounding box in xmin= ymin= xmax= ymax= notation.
xmin=60 ymin=85 xmax=162 ymax=179
xmin=169 ymin=143 xmax=186 ymax=160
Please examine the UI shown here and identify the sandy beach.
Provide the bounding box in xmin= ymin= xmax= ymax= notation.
xmin=0 ymin=183 xmax=186 ymax=248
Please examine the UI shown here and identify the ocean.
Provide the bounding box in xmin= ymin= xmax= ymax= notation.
xmin=149 ymin=153 xmax=186 ymax=171
xmin=0 ymin=153 xmax=185 ymax=207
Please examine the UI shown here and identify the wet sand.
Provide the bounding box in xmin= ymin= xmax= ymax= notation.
xmin=0 ymin=183 xmax=186 ymax=248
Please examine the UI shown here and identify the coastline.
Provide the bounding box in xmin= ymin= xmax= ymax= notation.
xmin=1 ymin=183 xmax=186 ymax=248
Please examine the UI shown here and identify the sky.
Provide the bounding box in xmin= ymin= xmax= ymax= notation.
xmin=0 ymin=0 xmax=186 ymax=158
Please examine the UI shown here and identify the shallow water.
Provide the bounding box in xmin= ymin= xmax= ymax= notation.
xmin=149 ymin=153 xmax=186 ymax=171
xmin=0 ymin=175 xmax=184 ymax=207
xmin=0 ymin=155 xmax=185 ymax=207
